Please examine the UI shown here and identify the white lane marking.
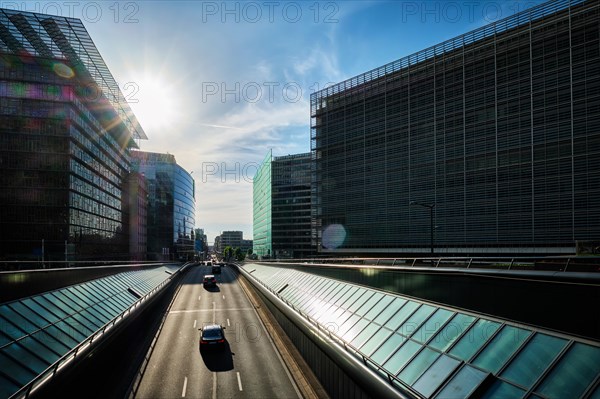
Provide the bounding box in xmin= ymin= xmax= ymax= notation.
xmin=181 ymin=376 xmax=188 ymax=397
xmin=222 ymin=295 xmax=225 ymax=300
xmin=237 ymin=372 xmax=243 ymax=391
xmin=227 ymin=318 xmax=230 ymax=327
xmin=198 ymin=296 xmax=201 ymax=300
xmin=212 ymin=302 xmax=216 ymax=324
xmin=212 ymin=372 xmax=217 ymax=399
xmin=193 ymin=320 xmax=197 ymax=329
xmin=169 ymin=308 xmax=252 ymax=314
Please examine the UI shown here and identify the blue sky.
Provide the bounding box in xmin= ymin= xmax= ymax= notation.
xmin=13 ymin=0 xmax=545 ymax=243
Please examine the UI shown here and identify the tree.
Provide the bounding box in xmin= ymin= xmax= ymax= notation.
xmin=223 ymin=246 xmax=233 ymax=261
xmin=234 ymin=247 xmax=245 ymax=261
xmin=247 ymin=248 xmax=253 ymax=255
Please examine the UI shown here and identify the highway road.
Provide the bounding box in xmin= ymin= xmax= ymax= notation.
xmin=133 ymin=264 xmax=302 ymax=398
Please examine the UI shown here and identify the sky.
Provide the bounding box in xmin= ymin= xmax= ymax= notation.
xmin=11 ymin=0 xmax=546 ymax=243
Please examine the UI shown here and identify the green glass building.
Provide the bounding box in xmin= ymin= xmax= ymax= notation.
xmin=253 ymin=150 xmax=272 ymax=258
xmin=253 ymin=151 xmax=314 ymax=258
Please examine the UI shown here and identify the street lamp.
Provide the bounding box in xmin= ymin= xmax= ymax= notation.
xmin=410 ymin=201 xmax=435 ymax=254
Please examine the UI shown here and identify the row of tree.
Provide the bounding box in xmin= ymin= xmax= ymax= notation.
xmin=222 ymin=246 xmax=253 ymax=262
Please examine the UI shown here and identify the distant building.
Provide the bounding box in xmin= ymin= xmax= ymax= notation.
xmin=214 ymin=235 xmax=222 ymax=254
xmin=195 ymin=228 xmax=208 ymax=258
xmin=311 ymin=0 xmax=600 ymax=255
xmin=124 ymin=172 xmax=148 ymax=260
xmin=220 ymin=231 xmax=243 ymax=249
xmin=241 ymin=239 xmax=253 ymax=253
xmin=253 ymin=151 xmax=314 ymax=258
xmin=130 ymin=151 xmax=195 ymax=259
xmin=0 ymin=8 xmax=146 ymax=261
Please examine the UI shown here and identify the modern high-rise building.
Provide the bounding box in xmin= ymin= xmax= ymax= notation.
xmin=311 ymin=0 xmax=600 ymax=256
xmin=253 ymin=151 xmax=314 ymax=258
xmin=253 ymin=151 xmax=273 ymax=258
xmin=0 ymin=8 xmax=147 ymax=261
xmin=130 ymin=151 xmax=195 ymax=259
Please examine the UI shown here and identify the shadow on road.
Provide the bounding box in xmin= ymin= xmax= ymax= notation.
xmin=199 ymin=342 xmax=234 ymax=371
xmin=203 ymin=285 xmax=221 ymax=292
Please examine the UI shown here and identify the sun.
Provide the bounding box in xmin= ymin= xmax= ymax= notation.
xmin=127 ymin=74 xmax=180 ymax=133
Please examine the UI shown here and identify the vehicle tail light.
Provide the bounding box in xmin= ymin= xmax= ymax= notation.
xmin=201 ymin=340 xmax=208 ymax=344
xmin=218 ymin=339 xmax=225 ymax=343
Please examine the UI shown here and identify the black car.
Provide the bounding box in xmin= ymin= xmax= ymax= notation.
xmin=199 ymin=324 xmax=226 ymax=350
xmin=203 ymin=274 xmax=217 ymax=287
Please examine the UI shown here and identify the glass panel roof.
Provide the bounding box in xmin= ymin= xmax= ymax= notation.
xmin=501 ymin=333 xmax=567 ymax=389
xmin=434 ymin=364 xmax=488 ymax=399
xmin=0 ymin=264 xmax=181 ymax=398
xmin=535 ymin=342 xmax=600 ymax=398
xmin=242 ymin=263 xmax=600 ymax=399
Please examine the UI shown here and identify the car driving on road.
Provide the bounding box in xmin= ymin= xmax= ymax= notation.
xmin=199 ymin=324 xmax=226 ymax=350
xmin=203 ymin=274 xmax=217 ymax=287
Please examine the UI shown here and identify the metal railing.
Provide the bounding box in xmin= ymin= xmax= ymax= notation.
xmin=257 ymin=256 xmax=600 ymax=273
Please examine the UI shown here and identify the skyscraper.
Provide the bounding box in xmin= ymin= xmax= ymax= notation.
xmin=130 ymin=151 xmax=195 ymax=260
xmin=0 ymin=8 xmax=146 ymax=261
xmin=311 ymin=0 xmax=600 ymax=255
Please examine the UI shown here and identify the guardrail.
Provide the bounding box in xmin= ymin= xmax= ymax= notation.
xmin=258 ymin=256 xmax=600 ymax=273
xmin=0 ymin=260 xmax=169 ymax=272
xmin=238 ymin=264 xmax=422 ymax=399
xmin=10 ymin=262 xmax=193 ymax=399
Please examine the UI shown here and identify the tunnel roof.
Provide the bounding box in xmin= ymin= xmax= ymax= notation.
xmin=0 ymin=264 xmax=181 ymax=398
xmin=244 ymin=263 xmax=600 ymax=398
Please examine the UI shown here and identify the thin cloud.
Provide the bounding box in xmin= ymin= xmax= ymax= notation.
xmin=198 ymin=123 xmax=243 ymax=130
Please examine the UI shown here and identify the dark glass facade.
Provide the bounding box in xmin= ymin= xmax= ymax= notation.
xmin=311 ymin=0 xmax=600 ymax=255
xmin=0 ymin=9 xmax=146 ymax=261
xmin=130 ymin=151 xmax=195 ymax=259
xmin=272 ymin=153 xmax=313 ymax=258
xmin=253 ymin=151 xmax=314 ymax=259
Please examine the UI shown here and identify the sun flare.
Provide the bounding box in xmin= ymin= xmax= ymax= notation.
xmin=127 ymin=74 xmax=180 ymax=133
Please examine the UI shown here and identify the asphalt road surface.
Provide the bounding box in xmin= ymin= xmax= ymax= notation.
xmin=133 ymin=264 xmax=302 ymax=398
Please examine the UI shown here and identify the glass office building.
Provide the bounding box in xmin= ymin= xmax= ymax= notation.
xmin=272 ymin=153 xmax=313 ymax=258
xmin=253 ymin=151 xmax=314 ymax=259
xmin=130 ymin=151 xmax=195 ymax=259
xmin=253 ymin=151 xmax=273 ymax=258
xmin=311 ymin=0 xmax=600 ymax=255
xmin=0 ymin=8 xmax=146 ymax=261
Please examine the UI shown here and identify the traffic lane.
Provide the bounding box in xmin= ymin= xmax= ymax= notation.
xmin=193 ymin=266 xmax=248 ymax=398
xmin=135 ymin=264 xmax=300 ymax=398
xmin=134 ymin=266 xmax=213 ymax=398
xmin=212 ymin=266 xmax=301 ymax=398
xmin=189 ymin=265 xmax=300 ymax=398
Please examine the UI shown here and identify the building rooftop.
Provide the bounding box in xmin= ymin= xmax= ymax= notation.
xmin=311 ymin=0 xmax=586 ymax=113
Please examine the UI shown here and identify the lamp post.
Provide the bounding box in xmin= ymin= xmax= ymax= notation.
xmin=410 ymin=201 xmax=435 ymax=254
